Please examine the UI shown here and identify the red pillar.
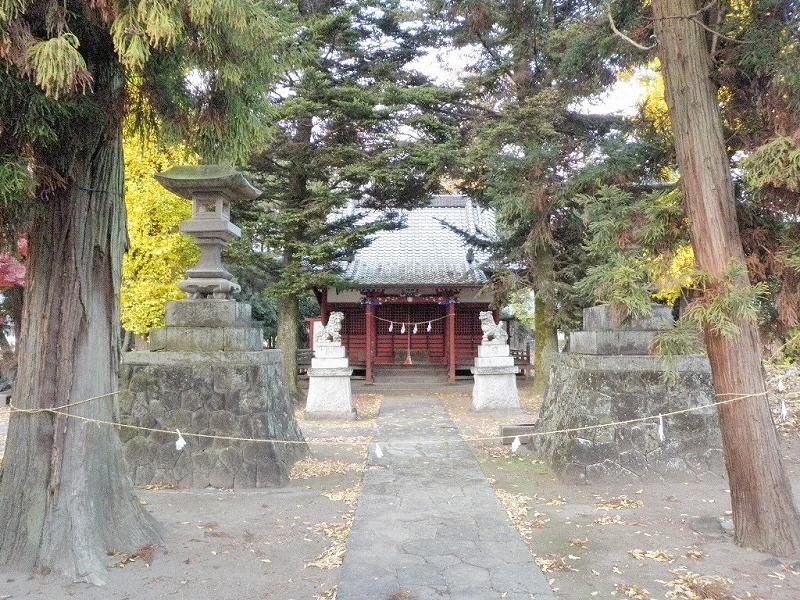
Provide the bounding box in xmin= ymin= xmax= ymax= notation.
xmin=365 ymin=301 xmax=375 ymax=384
xmin=447 ymin=301 xmax=456 ymax=383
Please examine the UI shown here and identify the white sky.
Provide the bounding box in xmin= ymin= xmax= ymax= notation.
xmin=408 ymin=45 xmax=649 ymax=116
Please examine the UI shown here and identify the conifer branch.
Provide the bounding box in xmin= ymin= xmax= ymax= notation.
xmin=606 ymin=6 xmax=657 ymax=51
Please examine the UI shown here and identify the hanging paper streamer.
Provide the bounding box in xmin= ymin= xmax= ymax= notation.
xmin=401 ymin=323 xmax=406 ymax=334
xmin=375 ymin=443 xmax=384 ymax=458
xmin=658 ymin=414 xmax=665 ymax=443
xmin=388 ymin=322 xmax=393 ymax=333
xmin=175 ymin=429 xmax=187 ymax=451
xmin=413 ymin=323 xmax=418 ymax=334
xmin=427 ymin=321 xmax=432 ymax=333
xmin=511 ymin=436 xmax=521 ymax=453
xmin=778 ymin=378 xmax=786 ymax=393
xmin=781 ymin=399 xmax=788 ymax=422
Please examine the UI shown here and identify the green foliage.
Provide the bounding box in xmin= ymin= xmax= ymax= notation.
xmin=0 ymin=1 xmax=295 ymax=229
xmin=578 ymin=254 xmax=655 ymax=320
xmin=683 ymin=263 xmax=771 ymax=339
xmin=0 ymin=156 xmax=34 ymax=245
xmin=577 ymin=185 xmax=688 ymax=319
xmin=785 ymin=327 xmax=800 ymax=363
xmin=232 ymin=0 xmax=458 ymax=308
xmin=607 ymin=1 xmax=800 ymax=358
xmin=430 ymin=0 xmax=664 ymax=332
xmin=26 ymin=33 xmax=91 ymax=99
xmin=742 ymin=136 xmax=800 ymax=193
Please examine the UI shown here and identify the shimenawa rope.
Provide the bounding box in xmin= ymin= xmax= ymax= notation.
xmin=6 ymin=389 xmax=792 ymax=447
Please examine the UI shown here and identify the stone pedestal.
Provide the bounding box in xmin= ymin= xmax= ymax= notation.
xmin=120 ymin=350 xmax=306 ymax=488
xmin=149 ymin=299 xmax=264 ymax=352
xmin=305 ymin=342 xmax=357 ymax=420
xmin=471 ymin=343 xmax=520 ymax=411
xmin=530 ymin=304 xmax=723 ymax=482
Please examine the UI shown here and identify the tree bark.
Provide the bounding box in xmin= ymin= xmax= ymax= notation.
xmin=653 ymin=0 xmax=800 ymax=556
xmin=277 ymin=293 xmax=300 ymax=404
xmin=532 ymin=294 xmax=558 ymax=399
xmin=0 ymin=118 xmax=160 ymax=583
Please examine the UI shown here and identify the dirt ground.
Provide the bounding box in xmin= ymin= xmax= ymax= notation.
xmin=1 ymin=370 xmax=800 ymax=600
xmin=439 ymin=367 xmax=800 ymax=600
xmin=0 ymin=395 xmax=380 ymax=600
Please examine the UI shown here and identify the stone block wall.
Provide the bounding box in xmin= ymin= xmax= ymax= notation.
xmin=531 ymin=353 xmax=724 ymax=482
xmin=119 ymin=351 xmax=306 ymax=488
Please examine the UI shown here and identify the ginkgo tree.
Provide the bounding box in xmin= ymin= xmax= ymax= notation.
xmin=0 ymin=0 xmax=293 ymax=584
xmin=121 ymin=134 xmax=198 ymax=338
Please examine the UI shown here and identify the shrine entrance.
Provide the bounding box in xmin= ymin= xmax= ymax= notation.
xmin=375 ymin=304 xmax=447 ymax=365
xmin=320 ymin=291 xmax=493 ymax=384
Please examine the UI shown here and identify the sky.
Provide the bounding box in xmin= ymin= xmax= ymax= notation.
xmin=408 ymin=44 xmax=650 ymax=116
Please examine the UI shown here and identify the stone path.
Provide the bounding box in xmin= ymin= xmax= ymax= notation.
xmin=338 ymin=394 xmax=554 ymax=600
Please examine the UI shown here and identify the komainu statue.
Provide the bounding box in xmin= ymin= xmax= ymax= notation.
xmin=315 ymin=312 xmax=344 ymax=344
xmin=479 ymin=311 xmax=508 ymax=344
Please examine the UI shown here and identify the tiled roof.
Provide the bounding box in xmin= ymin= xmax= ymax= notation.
xmin=343 ymin=195 xmax=496 ymax=287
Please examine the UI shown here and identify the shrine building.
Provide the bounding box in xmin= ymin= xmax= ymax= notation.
xmin=316 ymin=195 xmax=498 ymax=384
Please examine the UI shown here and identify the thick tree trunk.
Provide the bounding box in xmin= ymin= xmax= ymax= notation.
xmin=277 ymin=293 xmax=300 ymax=404
xmin=0 ymin=122 xmax=160 ymax=583
xmin=653 ymin=0 xmax=800 ymax=556
xmin=532 ymin=295 xmax=558 ymax=399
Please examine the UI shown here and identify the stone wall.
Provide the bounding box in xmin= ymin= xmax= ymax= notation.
xmin=120 ymin=351 xmax=306 ymax=488
xmin=531 ymin=353 xmax=724 ymax=482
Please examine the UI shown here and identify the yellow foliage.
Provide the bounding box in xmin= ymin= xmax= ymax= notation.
xmin=640 ymin=61 xmax=670 ymax=134
xmin=653 ymin=243 xmax=696 ymax=305
xmin=121 ymin=135 xmax=199 ymax=335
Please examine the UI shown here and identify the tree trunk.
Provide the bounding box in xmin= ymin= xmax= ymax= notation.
xmin=9 ymin=287 xmax=23 ymax=349
xmin=277 ymin=293 xmax=300 ymax=404
xmin=0 ymin=120 xmax=161 ymax=583
xmin=653 ymin=0 xmax=800 ymax=556
xmin=532 ymin=294 xmax=558 ymax=399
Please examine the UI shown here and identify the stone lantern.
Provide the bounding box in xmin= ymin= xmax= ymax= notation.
xmin=156 ymin=164 xmax=259 ymax=299
xmin=148 ymin=165 xmax=264 ymax=352
xmin=118 ymin=165 xmax=306 ymax=490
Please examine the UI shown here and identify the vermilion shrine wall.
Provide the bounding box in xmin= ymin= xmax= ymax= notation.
xmin=326 ymin=302 xmax=489 ymax=367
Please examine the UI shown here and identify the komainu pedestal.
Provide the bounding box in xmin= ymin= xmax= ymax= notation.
xmin=119 ymin=166 xmax=306 ymax=489
xmin=530 ymin=304 xmax=723 ymax=482
xmin=471 ymin=311 xmax=520 ymax=411
xmin=305 ymin=313 xmax=357 ymax=420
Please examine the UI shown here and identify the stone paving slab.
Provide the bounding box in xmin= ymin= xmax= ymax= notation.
xmin=338 ymin=395 xmax=554 ymax=600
